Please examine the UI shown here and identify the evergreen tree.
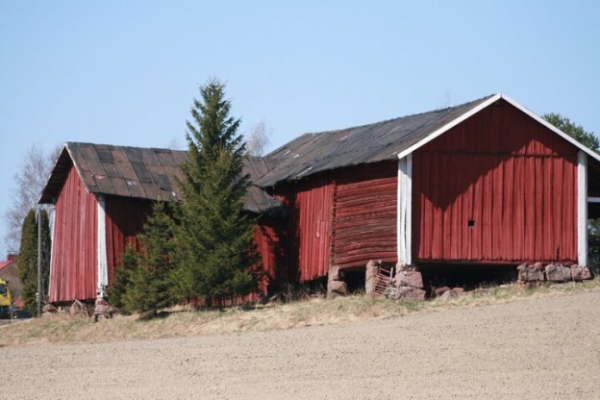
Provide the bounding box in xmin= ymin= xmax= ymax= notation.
xmin=175 ymin=78 xmax=256 ymax=307
xmin=107 ymin=244 xmax=139 ymax=312
xmin=543 ymin=112 xmax=599 ymax=152
xmin=17 ymin=209 xmax=51 ymax=315
xmin=122 ymin=202 xmax=177 ymax=315
xmin=39 ymin=210 xmax=51 ymax=302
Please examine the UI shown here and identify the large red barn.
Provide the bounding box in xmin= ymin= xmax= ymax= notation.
xmin=39 ymin=143 xmax=283 ymax=303
xmin=257 ymin=94 xmax=600 ymax=283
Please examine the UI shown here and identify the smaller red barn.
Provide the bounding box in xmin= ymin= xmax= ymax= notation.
xmin=39 ymin=143 xmax=284 ymax=304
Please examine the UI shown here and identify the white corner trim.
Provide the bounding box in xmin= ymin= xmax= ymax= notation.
xmin=397 ymin=93 xmax=600 ymax=165
xmin=397 ymin=94 xmax=502 ymax=160
xmin=48 ymin=205 xmax=56 ymax=298
xmin=397 ymin=154 xmax=413 ymax=265
xmin=97 ymin=195 xmax=108 ymax=297
xmin=577 ymin=151 xmax=588 ymax=266
xmin=495 ymin=94 xmax=600 ymax=165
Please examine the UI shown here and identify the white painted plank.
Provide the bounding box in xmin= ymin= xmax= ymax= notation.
xmin=578 ymin=151 xmax=588 ymax=266
xmin=97 ymin=195 xmax=108 ymax=297
xmin=397 ymin=154 xmax=412 ymax=265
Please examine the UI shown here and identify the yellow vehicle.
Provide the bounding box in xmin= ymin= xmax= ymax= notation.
xmin=0 ymin=279 xmax=12 ymax=319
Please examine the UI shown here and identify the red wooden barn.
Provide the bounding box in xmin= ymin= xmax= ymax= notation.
xmin=257 ymin=93 xmax=600 ymax=283
xmin=39 ymin=142 xmax=283 ymax=304
xmin=40 ymin=94 xmax=600 ymax=303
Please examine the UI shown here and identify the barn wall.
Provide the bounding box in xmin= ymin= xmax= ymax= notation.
xmin=332 ymin=162 xmax=397 ymax=268
xmin=104 ymin=197 xmax=153 ymax=284
xmin=412 ymin=100 xmax=578 ymax=264
xmin=49 ymin=164 xmax=98 ymax=302
xmin=271 ymin=177 xmax=335 ymax=282
xmin=104 ymin=198 xmax=279 ymax=297
xmin=252 ymin=216 xmax=285 ymax=293
xmin=292 ymin=177 xmax=335 ymax=281
xmin=272 ymin=161 xmax=398 ymax=283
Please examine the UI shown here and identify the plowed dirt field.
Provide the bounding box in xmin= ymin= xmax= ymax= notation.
xmin=3 ymin=290 xmax=600 ymax=399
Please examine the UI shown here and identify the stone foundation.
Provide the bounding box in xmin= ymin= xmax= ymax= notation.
xmin=41 ymin=303 xmax=58 ymax=318
xmin=327 ymin=266 xmax=348 ymax=298
xmin=517 ymin=263 xmax=544 ymax=283
xmin=571 ymin=265 xmax=592 ymax=281
xmin=93 ymin=298 xmax=115 ymax=322
xmin=69 ymin=299 xmax=90 ymax=316
xmin=518 ymin=263 xmax=592 ymax=285
xmin=545 ymin=264 xmax=572 ymax=282
xmin=391 ymin=263 xmax=426 ymax=301
xmin=365 ymin=261 xmax=379 ymax=296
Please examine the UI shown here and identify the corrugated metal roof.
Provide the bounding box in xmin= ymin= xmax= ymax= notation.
xmin=39 ymin=142 xmax=283 ymax=215
xmin=257 ymin=95 xmax=495 ymax=187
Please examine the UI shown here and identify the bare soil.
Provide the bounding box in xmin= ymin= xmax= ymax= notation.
xmin=2 ymin=290 xmax=600 ymax=400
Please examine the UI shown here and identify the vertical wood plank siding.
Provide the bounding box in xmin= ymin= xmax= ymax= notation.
xmin=332 ymin=163 xmax=398 ymax=268
xmin=49 ymin=165 xmax=98 ymax=302
xmin=294 ymin=177 xmax=335 ymax=280
xmin=412 ymin=100 xmax=578 ymax=263
xmin=104 ymin=197 xmax=152 ymax=284
xmin=252 ymin=216 xmax=283 ymax=293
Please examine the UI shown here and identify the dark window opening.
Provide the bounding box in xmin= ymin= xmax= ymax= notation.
xmin=342 ymin=268 xmax=366 ymax=294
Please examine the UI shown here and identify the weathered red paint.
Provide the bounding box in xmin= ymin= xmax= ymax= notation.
xmin=49 ymin=164 xmax=98 ymax=302
xmin=332 ymin=163 xmax=397 ymax=268
xmin=51 ymin=172 xmax=278 ymax=303
xmin=253 ymin=216 xmax=283 ymax=293
xmin=104 ymin=197 xmax=152 ymax=284
xmin=412 ymin=100 xmax=578 ymax=264
xmin=293 ymin=177 xmax=335 ymax=280
xmin=272 ymin=162 xmax=398 ymax=282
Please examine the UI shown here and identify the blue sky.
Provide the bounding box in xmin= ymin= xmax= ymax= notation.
xmin=1 ymin=1 xmax=599 ymax=256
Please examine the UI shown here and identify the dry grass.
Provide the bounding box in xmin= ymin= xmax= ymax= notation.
xmin=1 ymin=279 xmax=599 ymax=347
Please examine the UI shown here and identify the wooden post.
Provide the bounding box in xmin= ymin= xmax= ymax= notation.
xmin=578 ymin=151 xmax=588 ymax=266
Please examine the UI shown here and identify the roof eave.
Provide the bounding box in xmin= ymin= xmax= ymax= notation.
xmin=500 ymin=93 xmax=600 ymax=163
xmin=397 ymin=93 xmax=600 ymax=162
xmin=397 ymin=93 xmax=502 ymax=159
xmin=38 ymin=142 xmax=73 ymax=204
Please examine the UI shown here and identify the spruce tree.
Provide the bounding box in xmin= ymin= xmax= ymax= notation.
xmin=18 ymin=210 xmax=37 ymax=314
xmin=17 ymin=209 xmax=51 ymax=315
xmin=175 ymin=79 xmax=256 ymax=307
xmin=107 ymin=244 xmax=139 ymax=312
xmin=122 ymin=202 xmax=177 ymax=315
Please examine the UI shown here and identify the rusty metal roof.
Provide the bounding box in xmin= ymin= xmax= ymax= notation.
xmin=258 ymin=95 xmax=495 ymax=187
xmin=39 ymin=142 xmax=283 ymax=215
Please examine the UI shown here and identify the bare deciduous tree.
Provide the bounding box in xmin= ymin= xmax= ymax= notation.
xmin=3 ymin=144 xmax=60 ymax=253
xmin=246 ymin=120 xmax=271 ymax=156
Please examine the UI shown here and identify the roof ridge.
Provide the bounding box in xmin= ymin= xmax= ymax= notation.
xmin=303 ymin=94 xmax=497 ymax=136
xmin=66 ymin=141 xmax=186 ymax=153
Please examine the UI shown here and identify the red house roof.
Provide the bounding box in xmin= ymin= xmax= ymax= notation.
xmin=0 ymin=260 xmax=13 ymax=271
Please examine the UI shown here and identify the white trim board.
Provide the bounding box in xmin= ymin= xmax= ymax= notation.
xmin=97 ymin=195 xmax=108 ymax=297
xmin=578 ymin=151 xmax=588 ymax=266
xmin=397 ymin=93 xmax=600 ymax=165
xmin=397 ymin=154 xmax=412 ymax=265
